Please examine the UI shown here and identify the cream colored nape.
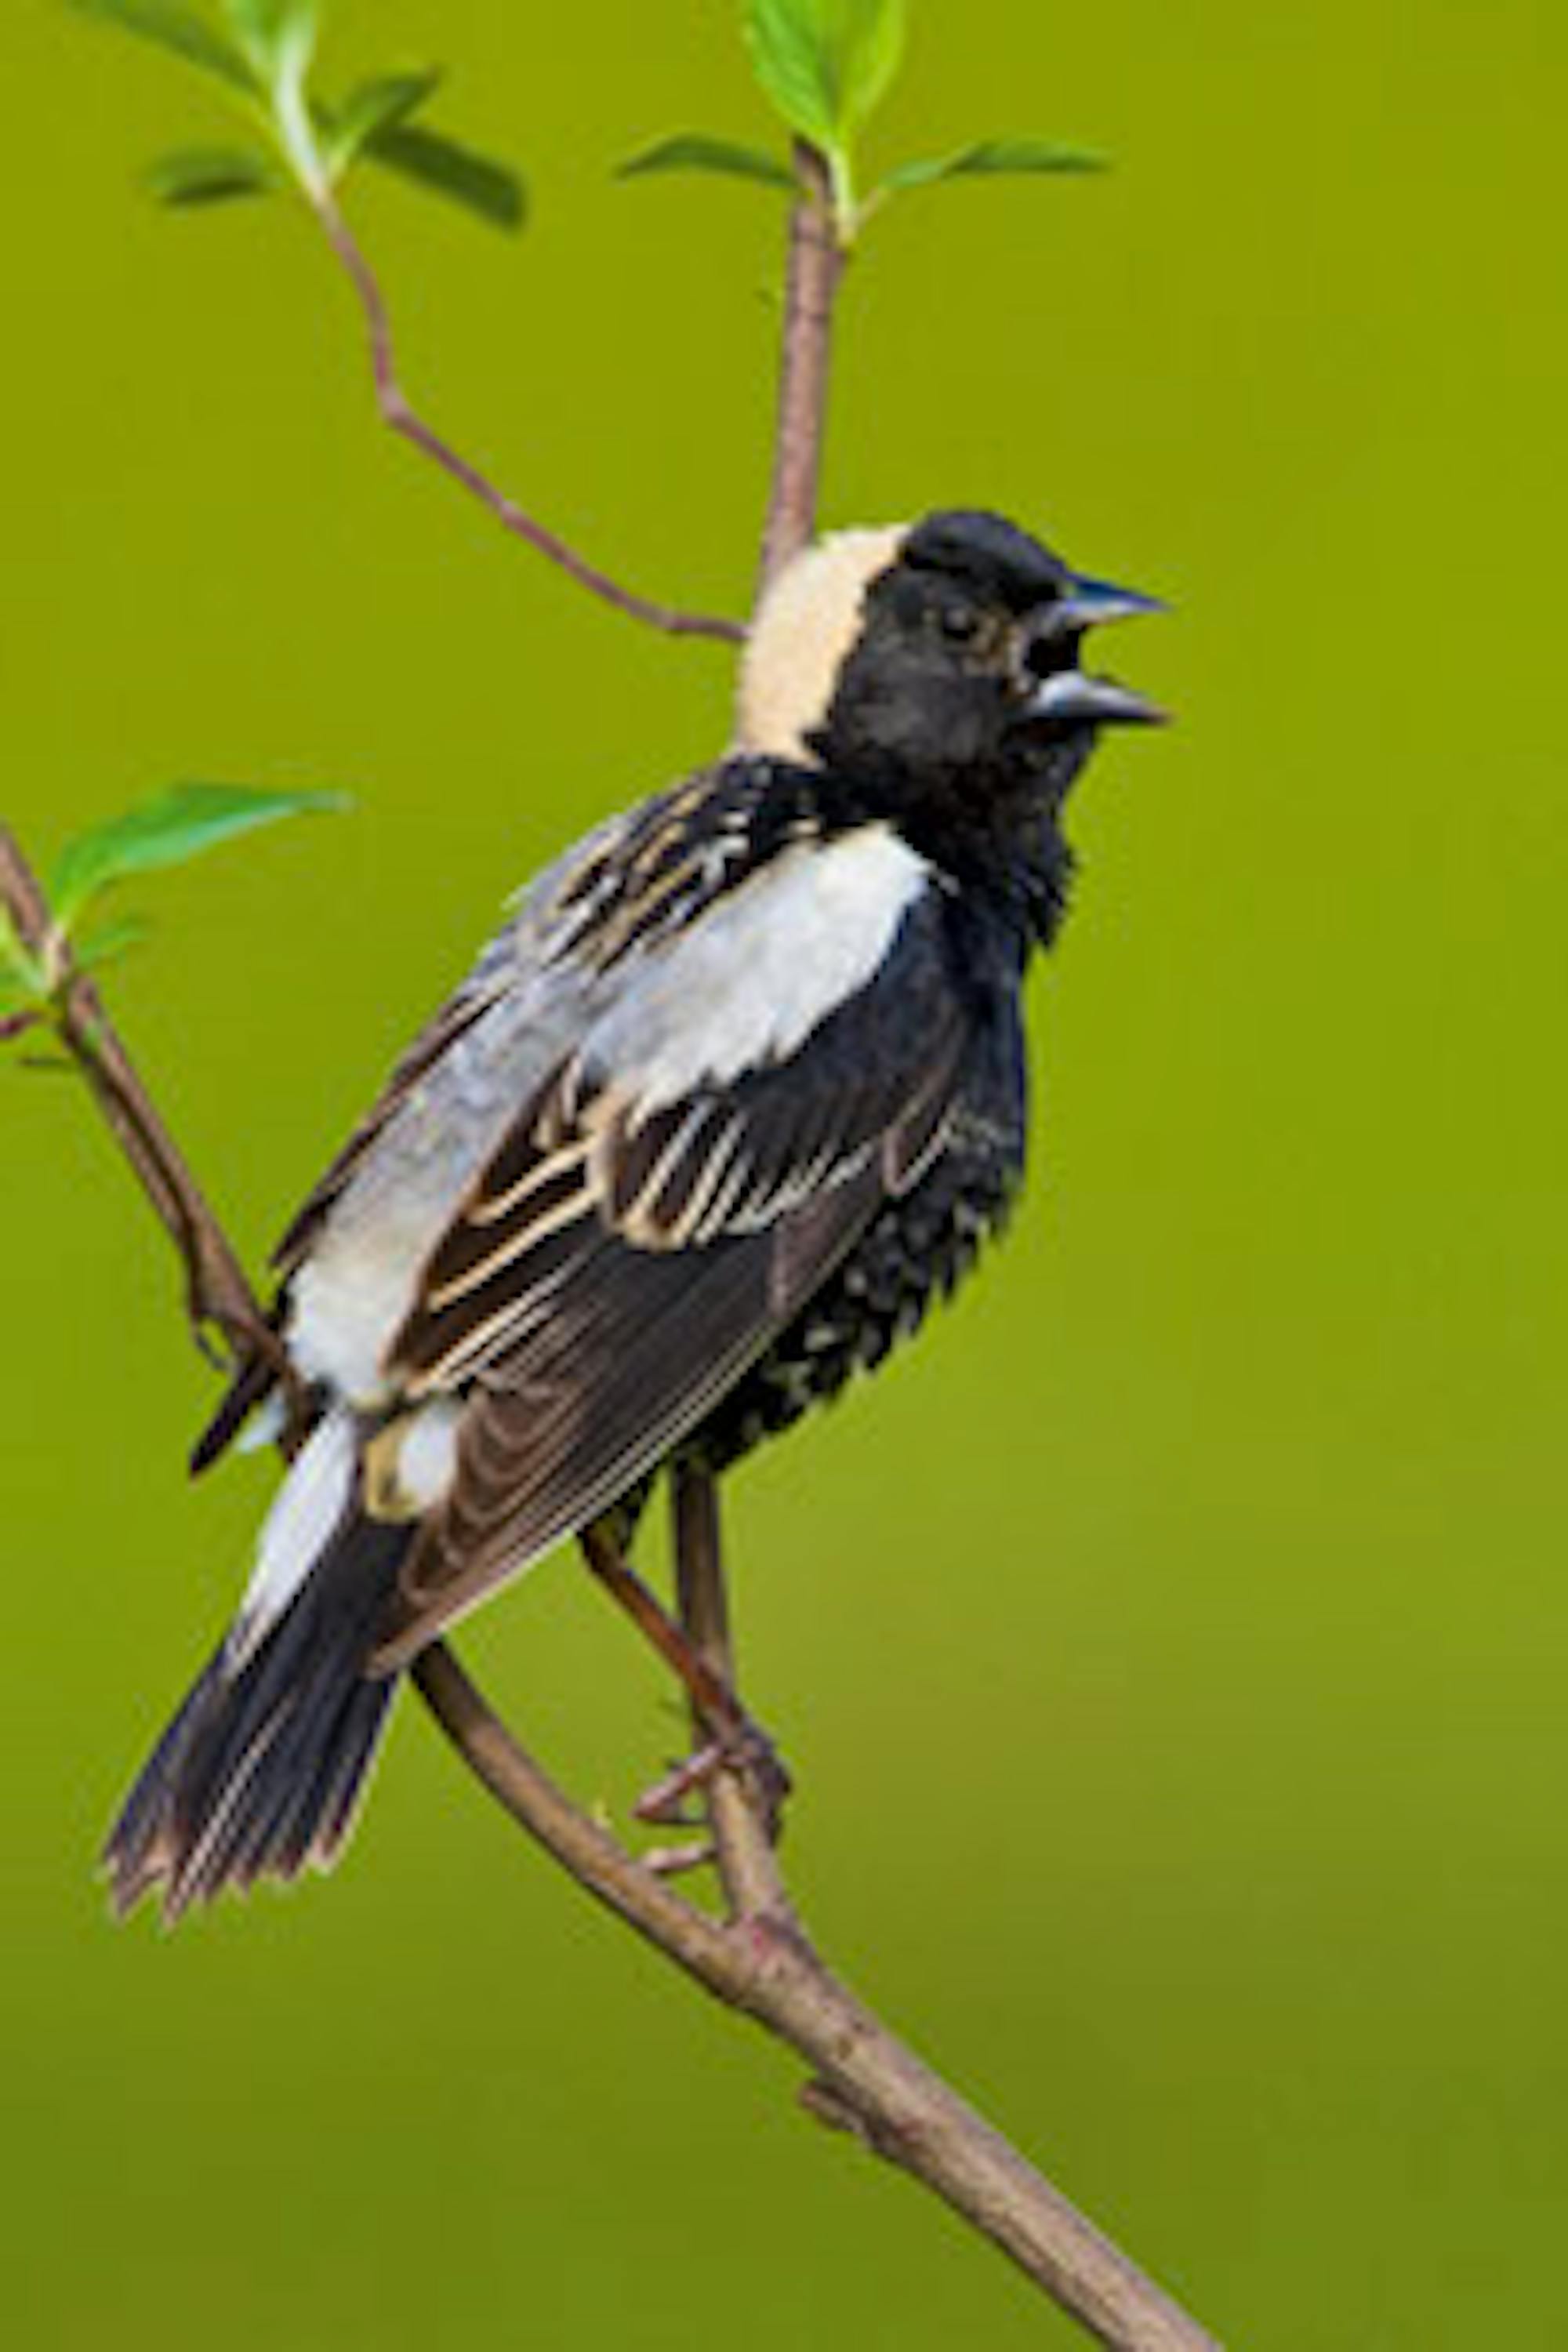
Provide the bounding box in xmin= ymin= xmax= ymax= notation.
xmin=735 ymin=524 xmax=909 ymax=760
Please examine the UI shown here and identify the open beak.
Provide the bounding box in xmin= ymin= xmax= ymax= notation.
xmin=1026 ymin=570 xmax=1168 ymax=728
xmin=1051 ymin=574 xmax=1167 ymax=635
xmin=1028 ymin=671 xmax=1168 ymax=728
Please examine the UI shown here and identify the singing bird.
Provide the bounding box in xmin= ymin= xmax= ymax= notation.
xmin=105 ymin=509 xmax=1163 ymax=1919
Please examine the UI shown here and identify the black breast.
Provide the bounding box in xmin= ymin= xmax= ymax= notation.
xmin=687 ymin=927 xmax=1029 ymax=1479
xmin=686 ymin=1122 xmax=1022 ymax=1476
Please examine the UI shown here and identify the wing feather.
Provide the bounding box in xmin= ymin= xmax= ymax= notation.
xmin=372 ymin=1166 xmax=887 ymax=1668
xmin=369 ymin=892 xmax=974 ymax=1664
xmin=216 ymin=766 xmax=984 ymax=1659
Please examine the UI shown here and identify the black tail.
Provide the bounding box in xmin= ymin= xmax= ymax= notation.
xmin=103 ymin=1515 xmax=413 ymax=1923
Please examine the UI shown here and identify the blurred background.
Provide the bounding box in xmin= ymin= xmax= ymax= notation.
xmin=4 ymin=1 xmax=1566 ymax=2344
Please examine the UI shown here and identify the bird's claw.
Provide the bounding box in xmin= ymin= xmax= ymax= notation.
xmin=642 ymin=1837 xmax=717 ymax=1879
xmin=635 ymin=1719 xmax=793 ymax=1846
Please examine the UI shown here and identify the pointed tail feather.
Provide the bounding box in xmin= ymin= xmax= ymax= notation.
xmin=103 ymin=1515 xmax=412 ymax=1922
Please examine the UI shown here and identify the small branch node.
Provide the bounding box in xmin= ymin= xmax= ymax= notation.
xmin=379 ymin=381 xmax=416 ymax=434
xmin=800 ymin=2077 xmax=877 ymax=2146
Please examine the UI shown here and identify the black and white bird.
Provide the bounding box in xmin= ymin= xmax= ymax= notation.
xmin=105 ymin=508 xmax=1162 ymax=1919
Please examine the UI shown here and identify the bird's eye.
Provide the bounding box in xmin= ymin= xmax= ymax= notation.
xmin=938 ymin=603 xmax=981 ymax=645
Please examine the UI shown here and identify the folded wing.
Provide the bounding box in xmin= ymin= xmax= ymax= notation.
xmin=372 ymin=883 xmax=968 ymax=1666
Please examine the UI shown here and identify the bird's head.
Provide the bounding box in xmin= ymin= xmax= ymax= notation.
xmin=737 ymin=509 xmax=1164 ymax=878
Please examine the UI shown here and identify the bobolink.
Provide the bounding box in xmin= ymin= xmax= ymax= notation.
xmin=105 ymin=508 xmax=1162 ymax=1919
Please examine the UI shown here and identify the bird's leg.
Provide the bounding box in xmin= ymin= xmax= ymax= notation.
xmin=577 ymin=1523 xmax=792 ymax=1843
xmin=579 ymin=1523 xmax=739 ymax=1726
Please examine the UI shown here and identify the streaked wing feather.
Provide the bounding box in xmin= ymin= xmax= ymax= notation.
xmin=389 ymin=978 xmax=962 ymax=1395
xmin=372 ymin=1163 xmax=885 ymax=1668
xmin=269 ymin=799 xmax=652 ymax=1279
xmin=358 ymin=855 xmax=973 ymax=1661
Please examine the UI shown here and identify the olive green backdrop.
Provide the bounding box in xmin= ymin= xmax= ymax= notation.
xmin=4 ymin=2 xmax=1565 ymax=2346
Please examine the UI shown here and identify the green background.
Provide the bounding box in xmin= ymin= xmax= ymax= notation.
xmin=4 ymin=2 xmax=1565 ymax=2345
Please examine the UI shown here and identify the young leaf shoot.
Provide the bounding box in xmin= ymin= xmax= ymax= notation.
xmin=49 ymin=783 xmax=347 ymax=934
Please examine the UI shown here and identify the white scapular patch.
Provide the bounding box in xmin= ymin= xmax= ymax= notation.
xmin=227 ymin=1409 xmax=358 ymax=1668
xmin=584 ymin=822 xmax=931 ymax=1112
xmin=735 ymin=525 xmax=907 ymax=760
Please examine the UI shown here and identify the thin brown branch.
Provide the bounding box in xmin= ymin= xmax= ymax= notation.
xmin=408 ymin=1643 xmax=733 ymax=1975
xmin=313 ymin=193 xmax=745 ymax=646
xmin=759 ymin=142 xmax=846 ymax=587
xmin=412 ymin=1643 xmax=1221 ymax=2352
xmin=0 ymin=824 xmax=268 ymax=1370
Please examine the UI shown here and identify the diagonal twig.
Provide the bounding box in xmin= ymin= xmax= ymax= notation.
xmin=312 ymin=191 xmax=746 ymax=647
xmin=0 ymin=826 xmax=266 ymax=1370
xmin=409 ymin=1643 xmax=1221 ymax=2352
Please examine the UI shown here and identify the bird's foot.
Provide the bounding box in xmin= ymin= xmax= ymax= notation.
xmin=635 ymin=1716 xmax=793 ymax=1847
xmin=641 ymin=1837 xmax=717 ymax=1879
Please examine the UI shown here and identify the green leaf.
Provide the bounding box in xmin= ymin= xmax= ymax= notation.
xmin=216 ymin=0 xmax=323 ymax=189
xmin=325 ymin=67 xmax=444 ymax=176
xmin=49 ymin=784 xmax=347 ymax=929
xmin=146 ymin=143 xmax=280 ymax=205
xmin=744 ymin=0 xmax=833 ymax=149
xmin=221 ymin=0 xmax=314 ymax=71
xmin=359 ymin=120 xmax=526 ymax=230
xmin=617 ymin=133 xmax=795 ymax=191
xmin=825 ymin=0 xmax=906 ymax=136
xmin=743 ymin=0 xmax=906 ymax=149
xmin=880 ymin=138 xmax=1109 ymax=195
xmin=64 ymin=0 xmax=260 ymax=94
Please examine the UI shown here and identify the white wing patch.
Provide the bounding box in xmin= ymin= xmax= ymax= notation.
xmin=227 ymin=1409 xmax=358 ymax=1668
xmin=583 ymin=823 xmax=931 ymax=1113
xmin=278 ymin=815 xmax=928 ymax=1410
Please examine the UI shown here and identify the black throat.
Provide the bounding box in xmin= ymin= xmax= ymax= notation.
xmin=805 ymin=724 xmax=1083 ymax=953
